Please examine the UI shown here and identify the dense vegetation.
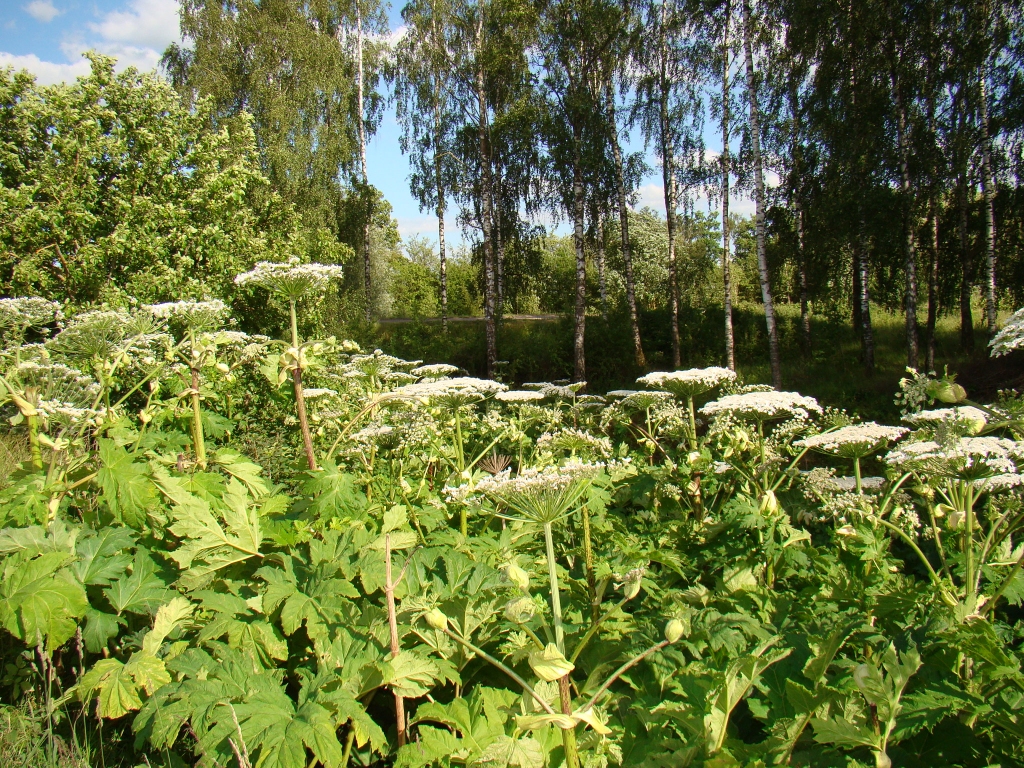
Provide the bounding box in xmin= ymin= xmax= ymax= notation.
xmin=3 ymin=270 xmax=1024 ymax=768
xmin=3 ymin=0 xmax=1024 ymax=766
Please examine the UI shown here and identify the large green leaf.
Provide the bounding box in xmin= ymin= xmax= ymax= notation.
xmin=167 ymin=478 xmax=263 ymax=589
xmin=0 ymin=551 xmax=88 ymax=649
xmin=104 ymin=548 xmax=174 ymax=615
xmin=96 ymin=438 xmax=158 ymax=528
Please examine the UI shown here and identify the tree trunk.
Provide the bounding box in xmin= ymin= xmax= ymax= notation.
xmin=959 ymin=176 xmax=974 ymax=353
xmin=980 ymin=72 xmax=997 ymax=331
xmin=894 ymin=70 xmax=919 ymax=369
xmin=852 ymin=244 xmax=863 ymax=332
xmin=856 ymin=226 xmax=875 ymax=371
xmin=434 ymin=105 xmax=448 ymax=335
xmin=796 ymin=202 xmax=810 ymax=354
xmin=572 ymin=132 xmax=587 ymax=383
xmin=476 ymin=15 xmax=497 ymax=378
xmin=660 ymin=8 xmax=680 ymax=369
xmin=790 ymin=78 xmax=810 ymax=354
xmin=741 ymin=0 xmax=782 ymax=388
xmin=722 ymin=0 xmax=735 ymax=372
xmin=596 ymin=208 xmax=608 ymax=319
xmin=605 ymin=77 xmax=645 ymax=369
xmin=926 ymin=196 xmax=939 ymax=371
xmin=356 ymin=4 xmax=372 ymax=323
xmin=494 ymin=163 xmax=504 ymax=320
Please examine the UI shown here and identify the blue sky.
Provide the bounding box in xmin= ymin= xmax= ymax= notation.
xmin=0 ymin=0 xmax=755 ymax=248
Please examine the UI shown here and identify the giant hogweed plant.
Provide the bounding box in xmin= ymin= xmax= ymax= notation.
xmin=3 ymin=290 xmax=1024 ymax=765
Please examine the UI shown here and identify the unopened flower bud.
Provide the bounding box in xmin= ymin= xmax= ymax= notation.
xmin=425 ymin=608 xmax=448 ymax=630
xmin=619 ymin=567 xmax=644 ymax=600
xmin=504 ymin=597 xmax=536 ymax=624
xmin=928 ymin=379 xmax=967 ymax=404
xmin=503 ymin=563 xmax=530 ymax=592
xmin=665 ymin=619 xmax=686 ymax=644
xmin=215 ymin=362 xmax=230 ymax=374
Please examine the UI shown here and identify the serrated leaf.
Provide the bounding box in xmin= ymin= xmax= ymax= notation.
xmin=382 ymin=651 xmax=442 ymax=698
xmin=167 ymin=478 xmax=263 ymax=589
xmin=82 ymin=606 xmax=124 ymax=653
xmin=810 ymin=716 xmax=878 ymax=749
xmin=0 ymin=552 xmax=87 ymax=649
xmin=528 ymin=643 xmax=574 ymax=682
xmin=97 ymin=439 xmax=158 ymax=529
xmin=475 ymin=735 xmax=545 ymax=768
xmin=104 ymin=549 xmax=173 ymax=615
xmin=143 ymin=597 xmax=193 ymax=655
xmin=369 ymin=531 xmax=419 ymax=551
xmin=383 ymin=505 xmax=407 ymax=534
xmin=212 ymin=448 xmax=270 ymax=498
xmin=71 ymin=528 xmax=134 ymax=586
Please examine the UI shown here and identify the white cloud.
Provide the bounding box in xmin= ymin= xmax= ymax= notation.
xmin=0 ymin=52 xmax=89 ymax=85
xmin=23 ymin=0 xmax=60 ymax=23
xmin=88 ymin=0 xmax=181 ymax=50
xmin=2 ymin=0 xmax=180 ymax=85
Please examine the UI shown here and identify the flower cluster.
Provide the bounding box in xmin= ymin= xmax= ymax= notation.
xmin=536 ymin=428 xmax=612 ymax=458
xmin=701 ymin=390 xmax=822 ymax=422
xmin=894 ymin=367 xmax=934 ymax=416
xmin=636 ymin=367 xmax=736 ymax=398
xmin=394 ymin=376 xmax=508 ymax=408
xmin=234 ymin=257 xmax=344 ymax=301
xmin=144 ymin=300 xmax=228 ymax=331
xmin=474 ymin=460 xmax=605 ymax=499
xmin=0 ymin=297 xmax=63 ymax=332
xmin=496 ymin=390 xmax=547 ymax=403
xmin=796 ymin=423 xmax=908 ymax=458
xmin=885 ymin=436 xmax=1024 ymax=488
xmin=990 ymin=307 xmax=1024 ymax=357
xmin=411 ymin=363 xmax=460 ymax=379
xmin=905 ymin=406 xmax=989 ymax=436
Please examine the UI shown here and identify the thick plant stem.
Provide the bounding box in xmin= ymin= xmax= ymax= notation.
xmin=385 ymin=535 xmax=407 ymax=747
xmin=854 ymin=457 xmax=862 ymax=495
xmin=687 ymin=395 xmax=697 ymax=450
xmin=26 ymin=413 xmax=43 ymax=471
xmin=543 ymin=521 xmax=580 ymax=768
xmin=581 ymin=505 xmax=598 ymax=623
xmin=289 ymin=302 xmax=317 ymax=472
xmin=190 ymin=365 xmax=207 ymax=469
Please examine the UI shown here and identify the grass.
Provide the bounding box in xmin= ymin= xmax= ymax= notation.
xmin=370 ymin=301 xmax=1018 ymax=422
xmin=0 ymin=704 xmax=91 ymax=768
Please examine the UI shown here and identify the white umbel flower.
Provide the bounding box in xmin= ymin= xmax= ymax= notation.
xmin=701 ymin=391 xmax=822 ymax=421
xmin=796 ymin=423 xmax=907 ymax=458
xmin=0 ymin=297 xmax=63 ymax=330
xmin=411 ymin=363 xmax=460 ymax=378
xmin=496 ymin=390 xmax=546 ymax=403
xmin=637 ymin=367 xmax=737 ymax=398
xmin=885 ymin=437 xmax=1024 ymax=488
xmin=144 ymin=300 xmax=228 ymax=330
xmin=990 ymin=308 xmax=1024 ymax=357
xmin=905 ymin=406 xmax=989 ymax=434
xmin=234 ymin=257 xmax=344 ymax=301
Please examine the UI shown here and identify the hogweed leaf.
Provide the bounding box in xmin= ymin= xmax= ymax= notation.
xmin=0 ymin=551 xmax=87 ymax=649
xmin=97 ymin=438 xmax=158 ymax=529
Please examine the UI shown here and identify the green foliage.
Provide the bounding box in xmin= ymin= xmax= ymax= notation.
xmin=0 ymin=300 xmax=1023 ymax=768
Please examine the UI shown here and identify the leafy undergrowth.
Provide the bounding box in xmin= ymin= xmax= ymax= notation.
xmin=3 ymin=283 xmax=1024 ymax=768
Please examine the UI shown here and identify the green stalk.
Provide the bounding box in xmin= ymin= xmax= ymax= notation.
xmin=544 ymin=522 xmax=566 ymax=653
xmin=581 ymin=640 xmax=671 ymax=712
xmin=288 ymin=301 xmax=317 ymax=472
xmin=190 ymin=368 xmax=207 ymax=469
xmin=543 ymin=521 xmax=580 ymax=768
xmin=581 ymin=504 xmax=598 ymax=623
xmin=687 ymin=395 xmax=697 ymax=450
xmin=456 ymin=408 xmax=467 ymax=536
xmin=26 ymin=412 xmax=43 ymax=470
xmin=870 ymin=515 xmax=957 ymax=606
xmin=854 ymin=456 xmax=862 ymax=494
xmin=964 ymin=482 xmax=975 ymax=605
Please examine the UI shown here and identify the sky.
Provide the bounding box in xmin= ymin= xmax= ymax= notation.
xmin=0 ymin=0 xmax=758 ymax=248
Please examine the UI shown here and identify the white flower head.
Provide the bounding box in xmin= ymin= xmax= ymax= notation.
xmin=0 ymin=297 xmax=63 ymax=331
xmin=412 ymin=363 xmax=460 ymax=379
xmin=234 ymin=257 xmax=344 ymax=301
xmin=637 ymin=367 xmax=737 ymax=398
xmin=473 ymin=459 xmax=605 ymax=523
xmin=618 ymin=391 xmax=674 ymax=411
xmin=496 ymin=390 xmax=547 ymax=403
xmin=701 ymin=391 xmax=822 ymax=422
xmin=905 ymin=406 xmax=988 ymax=435
xmin=796 ymin=423 xmax=908 ymax=458
xmin=145 ymin=299 xmax=228 ymax=331
xmin=302 ymin=388 xmax=338 ymax=400
xmin=886 ymin=436 xmax=1024 ymax=487
xmin=394 ymin=376 xmax=507 ymax=409
xmin=536 ymin=428 xmax=612 ymax=458
xmin=990 ymin=308 xmax=1024 ymax=357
